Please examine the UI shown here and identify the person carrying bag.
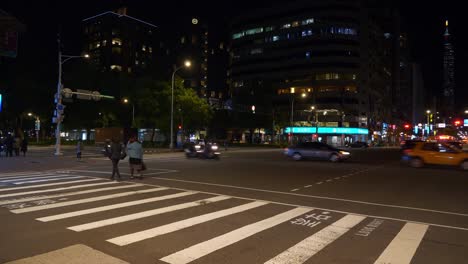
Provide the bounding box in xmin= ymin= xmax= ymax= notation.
xmin=126 ymin=136 xmax=144 ymax=179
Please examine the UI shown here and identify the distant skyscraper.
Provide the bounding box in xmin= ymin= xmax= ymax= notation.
xmin=442 ymin=20 xmax=455 ymax=117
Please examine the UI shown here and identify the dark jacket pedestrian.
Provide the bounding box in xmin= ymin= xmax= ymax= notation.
xmin=21 ymin=137 xmax=28 ymax=157
xmin=5 ymin=135 xmax=14 ymax=157
xmin=14 ymin=136 xmax=21 ymax=156
xmin=76 ymin=140 xmax=83 ymax=161
xmin=106 ymin=138 xmax=125 ymax=180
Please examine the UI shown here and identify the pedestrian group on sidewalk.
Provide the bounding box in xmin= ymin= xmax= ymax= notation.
xmin=0 ymin=134 xmax=28 ymax=157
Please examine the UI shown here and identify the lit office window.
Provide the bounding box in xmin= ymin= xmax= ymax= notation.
xmin=142 ymin=45 xmax=146 ymax=51
xmin=292 ymin=21 xmax=299 ymax=27
xmin=102 ymin=40 xmax=107 ymax=46
xmin=112 ymin=38 xmax=122 ymax=46
xmin=265 ymin=26 xmax=274 ymax=32
xmin=272 ymin=35 xmax=280 ymax=42
xmin=232 ymin=32 xmax=244 ymax=39
xmin=301 ymin=18 xmax=314 ymax=25
xmin=149 ymin=47 xmax=153 ymax=53
xmin=245 ymin=27 xmax=263 ymax=35
xmin=281 ymin=23 xmax=291 ymax=29
xmin=250 ymin=48 xmax=263 ymax=55
xmin=110 ymin=65 xmax=122 ymax=71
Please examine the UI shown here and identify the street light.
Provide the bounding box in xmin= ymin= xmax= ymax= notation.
xmin=55 ymin=35 xmax=90 ymax=155
xmin=425 ymin=110 xmax=431 ymax=138
xmin=27 ymin=113 xmax=40 ymax=143
xmin=289 ymin=90 xmax=307 ymax=143
xmin=123 ymin=98 xmax=135 ymax=127
xmin=170 ymin=60 xmax=191 ymax=149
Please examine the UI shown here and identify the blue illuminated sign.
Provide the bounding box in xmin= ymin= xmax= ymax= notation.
xmin=284 ymin=127 xmax=317 ymax=134
xmin=464 ymin=119 xmax=468 ymax=127
xmin=285 ymin=127 xmax=368 ymax=135
xmin=0 ymin=94 xmax=2 ymax=112
xmin=318 ymin=127 xmax=368 ymax=135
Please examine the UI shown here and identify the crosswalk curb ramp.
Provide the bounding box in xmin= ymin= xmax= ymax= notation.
xmin=4 ymin=244 xmax=129 ymax=264
xmin=0 ymin=170 xmax=466 ymax=263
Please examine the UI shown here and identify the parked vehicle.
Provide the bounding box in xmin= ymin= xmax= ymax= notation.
xmin=401 ymin=142 xmax=468 ymax=170
xmin=185 ymin=142 xmax=220 ymax=160
xmin=284 ymin=142 xmax=350 ymax=162
xmin=347 ymin=141 xmax=369 ymax=148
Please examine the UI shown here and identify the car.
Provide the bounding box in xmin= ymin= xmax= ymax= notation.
xmin=347 ymin=141 xmax=369 ymax=148
xmin=400 ymin=139 xmax=424 ymax=152
xmin=445 ymin=141 xmax=463 ymax=150
xmin=284 ymin=142 xmax=351 ymax=162
xmin=401 ymin=142 xmax=468 ymax=170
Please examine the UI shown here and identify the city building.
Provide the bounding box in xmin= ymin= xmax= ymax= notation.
xmin=442 ymin=19 xmax=455 ymax=120
xmin=82 ymin=7 xmax=158 ymax=74
xmin=0 ymin=9 xmax=25 ymax=59
xmin=228 ymin=0 xmax=400 ymax=145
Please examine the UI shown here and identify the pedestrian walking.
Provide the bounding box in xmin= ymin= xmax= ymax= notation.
xmin=106 ymin=137 xmax=126 ymax=181
xmin=127 ymin=135 xmax=144 ymax=179
xmin=13 ymin=136 xmax=21 ymax=156
xmin=5 ymin=134 xmax=14 ymax=157
xmin=76 ymin=139 xmax=83 ymax=161
xmin=20 ymin=137 xmax=28 ymax=157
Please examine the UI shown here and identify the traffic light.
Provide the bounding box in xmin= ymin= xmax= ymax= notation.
xmin=454 ymin=120 xmax=461 ymax=126
xmin=178 ymin=124 xmax=182 ymax=130
xmin=404 ymin=124 xmax=410 ymax=129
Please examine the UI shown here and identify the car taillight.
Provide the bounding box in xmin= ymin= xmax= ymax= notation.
xmin=403 ymin=149 xmax=412 ymax=154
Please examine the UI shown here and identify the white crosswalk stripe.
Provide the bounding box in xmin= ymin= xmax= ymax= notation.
xmin=0 ymin=184 xmax=145 ymax=205
xmin=11 ymin=187 xmax=166 ymax=214
xmin=68 ymin=195 xmax=231 ymax=232
xmin=107 ymin=200 xmax=269 ymax=246
xmin=0 ymin=181 xmax=117 ymax=199
xmin=0 ymin=173 xmax=61 ymax=181
xmin=13 ymin=176 xmax=86 ymax=185
xmin=264 ymin=214 xmax=366 ymax=264
xmin=160 ymin=207 xmax=311 ymax=264
xmin=374 ymin=223 xmax=428 ymax=264
xmin=37 ymin=191 xmax=196 ymax=222
xmin=0 ymin=179 xmax=101 ymax=192
xmin=0 ymin=173 xmax=438 ymax=263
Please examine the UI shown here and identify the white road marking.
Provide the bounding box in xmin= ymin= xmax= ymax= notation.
xmin=108 ymin=201 xmax=269 ymax=246
xmin=68 ymin=195 xmax=231 ymax=232
xmin=290 ymin=189 xmax=299 ymax=192
xmin=68 ymin=169 xmax=178 ymax=176
xmin=0 ymin=184 xmax=145 ymax=205
xmin=37 ymin=191 xmax=194 ymax=222
xmin=264 ymin=214 xmax=366 ymax=264
xmin=154 ymin=177 xmax=468 ymax=218
xmin=160 ymin=207 xmax=311 ymax=264
xmin=305 ymin=185 xmax=312 ymax=188
xmin=0 ymin=171 xmax=50 ymax=177
xmin=334 ymin=177 xmax=341 ymax=180
xmin=0 ymin=179 xmax=101 ymax=192
xmin=11 ymin=187 xmax=164 ymax=214
xmin=316 ymin=182 xmax=323 ymax=184
xmin=0 ymin=173 xmax=58 ymax=180
xmin=14 ymin=176 xmax=86 ymax=185
xmin=373 ymin=223 xmax=428 ymax=264
xmin=0 ymin=174 xmax=73 ymax=182
xmin=0 ymin=181 xmax=117 ymax=199
xmin=326 ymin=179 xmax=332 ymax=182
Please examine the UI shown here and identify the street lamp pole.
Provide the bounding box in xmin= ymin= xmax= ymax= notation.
xmin=54 ymin=35 xmax=89 ymax=156
xmin=170 ymin=60 xmax=191 ymax=150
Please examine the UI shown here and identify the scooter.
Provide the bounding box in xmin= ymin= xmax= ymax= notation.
xmin=185 ymin=143 xmax=220 ymax=160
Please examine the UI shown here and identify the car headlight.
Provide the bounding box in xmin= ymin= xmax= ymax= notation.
xmin=195 ymin=145 xmax=201 ymax=150
xmin=340 ymin=151 xmax=350 ymax=155
xmin=211 ymin=145 xmax=218 ymax=150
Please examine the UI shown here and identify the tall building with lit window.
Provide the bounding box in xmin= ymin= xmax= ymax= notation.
xmin=82 ymin=7 xmax=157 ymax=74
xmin=228 ymin=0 xmax=399 ymax=143
xmin=442 ymin=20 xmax=455 ymax=118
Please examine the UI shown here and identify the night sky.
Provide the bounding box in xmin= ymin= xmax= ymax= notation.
xmin=2 ymin=0 xmax=467 ymax=112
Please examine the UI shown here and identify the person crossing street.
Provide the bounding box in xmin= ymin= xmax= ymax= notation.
xmin=127 ymin=136 xmax=144 ymax=180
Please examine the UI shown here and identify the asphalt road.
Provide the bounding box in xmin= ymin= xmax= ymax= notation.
xmin=0 ymin=147 xmax=467 ymax=264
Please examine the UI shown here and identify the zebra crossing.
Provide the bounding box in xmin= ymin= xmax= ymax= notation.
xmin=0 ymin=170 xmax=465 ymax=264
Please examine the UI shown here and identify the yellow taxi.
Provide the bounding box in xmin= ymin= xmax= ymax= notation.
xmin=402 ymin=142 xmax=468 ymax=170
